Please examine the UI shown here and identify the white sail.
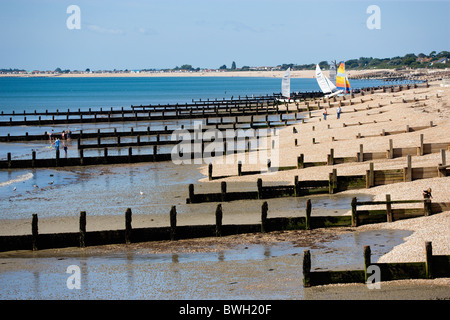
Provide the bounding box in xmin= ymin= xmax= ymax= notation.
xmin=325 ymin=76 xmax=337 ymax=92
xmin=281 ymin=68 xmax=290 ymax=98
xmin=315 ymin=64 xmax=332 ymax=94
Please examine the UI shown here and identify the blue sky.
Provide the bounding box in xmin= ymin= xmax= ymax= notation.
xmin=0 ymin=0 xmax=449 ymax=70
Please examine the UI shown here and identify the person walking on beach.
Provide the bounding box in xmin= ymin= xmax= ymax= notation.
xmin=337 ymin=106 xmax=342 ymax=119
xmin=54 ymin=138 xmax=60 ymax=152
xmin=323 ymin=108 xmax=328 ymax=120
xmin=423 ymin=188 xmax=433 ymax=199
xmin=63 ymin=142 xmax=68 ymax=158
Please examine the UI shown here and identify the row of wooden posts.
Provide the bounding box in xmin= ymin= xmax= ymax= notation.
xmin=0 ymin=113 xmax=290 ymax=142
xmin=195 ymin=152 xmax=449 ymax=204
xmin=302 ymin=241 xmax=449 ymax=287
xmin=5 ymin=192 xmax=438 ymax=253
xmin=207 ymin=139 xmax=449 ymax=182
xmin=0 ymin=81 xmax=426 ymax=127
xmin=1 ymin=95 xmax=276 ymax=117
xmin=0 ymin=105 xmax=284 ymax=127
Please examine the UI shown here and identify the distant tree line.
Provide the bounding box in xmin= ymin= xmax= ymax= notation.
xmin=278 ymin=51 xmax=450 ymax=71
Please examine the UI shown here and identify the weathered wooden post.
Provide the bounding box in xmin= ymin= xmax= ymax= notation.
xmin=188 ymin=184 xmax=195 ymax=203
xmin=294 ymin=175 xmax=299 ymax=197
xmin=32 ymin=151 xmax=36 ymax=168
xmin=438 ymin=149 xmax=447 ymax=177
xmin=305 ymin=199 xmax=311 ymax=230
xmin=358 ymin=144 xmax=364 ymax=162
xmin=261 ymin=201 xmax=268 ymax=233
xmin=220 ymin=181 xmax=227 ymax=202
xmin=328 ymin=171 xmax=335 ymax=194
xmin=425 ymin=241 xmax=433 ymax=279
xmin=387 ymin=139 xmax=394 ymax=159
xmin=364 ymin=245 xmax=372 ymax=282
xmin=103 ymin=147 xmax=108 ymax=164
xmin=418 ymin=134 xmax=424 ymax=156
xmin=79 ymin=149 xmax=84 ymax=166
xmin=386 ymin=194 xmax=393 ymax=222
xmin=327 ymin=148 xmax=334 ymax=165
xmin=351 ymin=197 xmax=358 ymax=227
xmin=257 ymin=178 xmax=263 ymax=199
xmin=404 ymin=155 xmax=412 ymax=182
xmin=440 ymin=149 xmax=447 ymax=166
xmin=238 ymin=161 xmax=242 ymax=176
xmin=215 ymin=204 xmax=223 ymax=237
xmin=153 ymin=145 xmax=157 ymax=161
xmin=32 ymin=214 xmax=38 ymax=251
xmin=170 ymin=205 xmax=177 ymax=240
xmin=303 ymin=249 xmax=311 ymax=287
xmin=55 ymin=148 xmax=60 ymax=167
xmin=208 ymin=163 xmax=213 ymax=181
xmin=128 ymin=147 xmax=132 ymax=163
xmin=297 ymin=154 xmax=304 ymax=169
xmin=125 ymin=208 xmax=132 ymax=244
xmin=79 ymin=211 xmax=86 ymax=248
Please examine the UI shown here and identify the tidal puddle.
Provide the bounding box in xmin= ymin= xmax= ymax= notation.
xmin=0 ymin=228 xmax=412 ymax=299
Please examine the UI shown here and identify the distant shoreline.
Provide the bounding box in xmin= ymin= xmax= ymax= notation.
xmin=0 ymin=69 xmax=391 ymax=79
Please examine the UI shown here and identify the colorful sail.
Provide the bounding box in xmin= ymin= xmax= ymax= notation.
xmin=281 ymin=68 xmax=290 ymax=98
xmin=336 ymin=62 xmax=351 ymax=93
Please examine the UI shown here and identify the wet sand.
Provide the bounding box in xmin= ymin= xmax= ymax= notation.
xmin=3 ymin=227 xmax=437 ymax=300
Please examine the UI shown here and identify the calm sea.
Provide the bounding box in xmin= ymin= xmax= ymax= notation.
xmin=0 ymin=76 xmax=389 ymax=113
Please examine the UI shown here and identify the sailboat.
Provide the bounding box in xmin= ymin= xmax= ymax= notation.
xmin=315 ymin=64 xmax=342 ymax=98
xmin=336 ymin=61 xmax=351 ymax=94
xmin=280 ymin=68 xmax=291 ymax=101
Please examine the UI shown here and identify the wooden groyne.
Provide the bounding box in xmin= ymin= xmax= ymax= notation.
xmin=0 ymin=113 xmax=295 ymax=143
xmin=208 ymin=135 xmax=448 ymax=180
xmin=0 ymin=195 xmax=446 ymax=253
xmin=303 ymin=241 xmax=450 ymax=287
xmin=190 ymin=151 xmax=449 ymax=203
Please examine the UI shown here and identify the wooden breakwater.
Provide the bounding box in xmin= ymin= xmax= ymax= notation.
xmin=303 ymin=241 xmax=450 ymax=287
xmin=0 ymin=95 xmax=275 ymax=117
xmin=1 ymin=194 xmax=444 ymax=252
xmin=208 ymin=135 xmax=449 ymax=180
xmin=190 ymin=152 xmax=449 ymax=204
xmin=0 ymin=82 xmax=427 ymax=128
xmin=0 ymin=113 xmax=296 ymax=143
xmin=0 ymin=105 xmax=284 ymax=127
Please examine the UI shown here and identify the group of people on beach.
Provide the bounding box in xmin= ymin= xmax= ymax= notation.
xmin=48 ymin=129 xmax=72 ymax=157
xmin=323 ymin=106 xmax=342 ymax=120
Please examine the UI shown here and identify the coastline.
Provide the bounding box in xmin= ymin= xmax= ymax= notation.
xmin=0 ymin=69 xmax=393 ymax=79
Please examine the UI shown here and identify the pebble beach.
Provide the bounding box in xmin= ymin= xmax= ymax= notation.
xmin=196 ymin=80 xmax=450 ymax=276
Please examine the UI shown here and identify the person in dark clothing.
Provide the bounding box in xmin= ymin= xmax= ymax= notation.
xmin=422 ymin=188 xmax=432 ymax=199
